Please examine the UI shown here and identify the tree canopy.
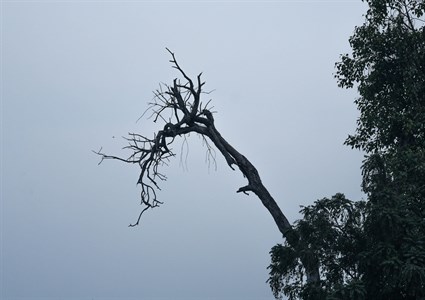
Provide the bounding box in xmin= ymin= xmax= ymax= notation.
xmin=268 ymin=0 xmax=425 ymax=299
xmin=268 ymin=194 xmax=367 ymax=300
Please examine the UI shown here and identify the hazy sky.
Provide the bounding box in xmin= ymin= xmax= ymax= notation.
xmin=2 ymin=1 xmax=367 ymax=299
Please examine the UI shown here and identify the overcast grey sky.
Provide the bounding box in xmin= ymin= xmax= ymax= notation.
xmin=2 ymin=1 xmax=367 ymax=299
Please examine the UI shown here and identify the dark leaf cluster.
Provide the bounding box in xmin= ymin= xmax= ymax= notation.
xmin=270 ymin=1 xmax=425 ymax=299
xmin=268 ymin=194 xmax=367 ymax=300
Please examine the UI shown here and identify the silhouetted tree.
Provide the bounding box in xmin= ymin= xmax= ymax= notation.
xmin=95 ymin=48 xmax=320 ymax=285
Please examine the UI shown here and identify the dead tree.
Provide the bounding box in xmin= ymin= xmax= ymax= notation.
xmin=95 ymin=48 xmax=320 ymax=284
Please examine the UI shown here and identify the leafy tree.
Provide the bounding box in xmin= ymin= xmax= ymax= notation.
xmin=268 ymin=0 xmax=425 ymax=299
xmin=268 ymin=194 xmax=367 ymax=300
xmin=338 ymin=0 xmax=425 ymax=298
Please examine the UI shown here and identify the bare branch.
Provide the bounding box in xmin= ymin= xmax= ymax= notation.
xmin=95 ymin=48 xmax=320 ymax=284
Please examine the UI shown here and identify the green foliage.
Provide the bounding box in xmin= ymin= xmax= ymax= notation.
xmin=335 ymin=0 xmax=425 ymax=153
xmin=269 ymin=0 xmax=425 ymax=299
xmin=268 ymin=194 xmax=367 ymax=300
xmin=336 ymin=0 xmax=425 ymax=298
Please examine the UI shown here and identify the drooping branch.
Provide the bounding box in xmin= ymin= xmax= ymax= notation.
xmin=95 ymin=49 xmax=320 ymax=282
